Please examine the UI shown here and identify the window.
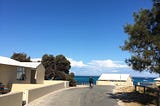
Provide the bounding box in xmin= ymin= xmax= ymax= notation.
xmin=17 ymin=67 xmax=26 ymax=80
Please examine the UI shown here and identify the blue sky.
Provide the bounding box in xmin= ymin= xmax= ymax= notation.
xmin=0 ymin=0 xmax=158 ymax=77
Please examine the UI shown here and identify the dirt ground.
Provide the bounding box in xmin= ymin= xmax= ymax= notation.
xmin=113 ymin=86 xmax=156 ymax=106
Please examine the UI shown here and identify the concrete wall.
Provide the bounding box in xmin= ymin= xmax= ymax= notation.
xmin=11 ymin=84 xmax=46 ymax=92
xmin=35 ymin=64 xmax=45 ymax=84
xmin=0 ymin=92 xmax=23 ymax=106
xmin=26 ymin=82 xmax=65 ymax=103
xmin=11 ymin=81 xmax=69 ymax=92
xmin=11 ymin=80 xmax=69 ymax=104
xmin=44 ymin=80 xmax=69 ymax=88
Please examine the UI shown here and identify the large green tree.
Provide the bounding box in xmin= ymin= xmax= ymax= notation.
xmin=42 ymin=54 xmax=71 ymax=79
xmin=41 ymin=54 xmax=55 ymax=80
xmin=121 ymin=0 xmax=160 ymax=74
xmin=41 ymin=54 xmax=76 ymax=86
xmin=55 ymin=55 xmax=71 ymax=74
xmin=11 ymin=52 xmax=31 ymax=62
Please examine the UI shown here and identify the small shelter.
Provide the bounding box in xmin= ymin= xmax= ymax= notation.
xmin=96 ymin=74 xmax=133 ymax=86
xmin=154 ymin=77 xmax=160 ymax=85
xmin=0 ymin=56 xmax=45 ymax=88
xmin=154 ymin=78 xmax=160 ymax=81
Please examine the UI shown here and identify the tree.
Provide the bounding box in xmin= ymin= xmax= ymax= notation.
xmin=66 ymin=72 xmax=76 ymax=86
xmin=121 ymin=0 xmax=160 ymax=74
xmin=41 ymin=54 xmax=55 ymax=80
xmin=41 ymin=54 xmax=76 ymax=86
xmin=55 ymin=54 xmax=71 ymax=74
xmin=11 ymin=52 xmax=31 ymax=62
xmin=41 ymin=54 xmax=71 ymax=79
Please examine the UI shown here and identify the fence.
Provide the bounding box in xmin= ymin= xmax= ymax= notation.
xmin=135 ymin=84 xmax=160 ymax=106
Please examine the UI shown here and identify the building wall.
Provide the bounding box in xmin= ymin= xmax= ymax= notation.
xmin=35 ymin=64 xmax=45 ymax=84
xmin=155 ymin=81 xmax=160 ymax=86
xmin=96 ymin=77 xmax=133 ymax=86
xmin=0 ymin=64 xmax=34 ymax=87
xmin=126 ymin=76 xmax=133 ymax=86
xmin=25 ymin=68 xmax=31 ymax=84
xmin=0 ymin=64 xmax=17 ymax=87
xmin=96 ymin=80 xmax=128 ymax=86
xmin=96 ymin=81 xmax=111 ymax=85
xmin=0 ymin=92 xmax=23 ymax=106
xmin=15 ymin=67 xmax=32 ymax=84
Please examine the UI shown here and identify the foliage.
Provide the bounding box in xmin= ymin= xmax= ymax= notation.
xmin=42 ymin=54 xmax=55 ymax=80
xmin=66 ymin=72 xmax=76 ymax=86
xmin=55 ymin=55 xmax=71 ymax=74
xmin=41 ymin=54 xmax=76 ymax=86
xmin=121 ymin=0 xmax=160 ymax=74
xmin=11 ymin=52 xmax=31 ymax=62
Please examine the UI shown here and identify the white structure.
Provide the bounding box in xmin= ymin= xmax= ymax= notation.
xmin=0 ymin=56 xmax=45 ymax=87
xmin=154 ymin=77 xmax=160 ymax=81
xmin=154 ymin=77 xmax=160 ymax=85
xmin=96 ymin=74 xmax=133 ymax=86
xmin=0 ymin=56 xmax=41 ymax=68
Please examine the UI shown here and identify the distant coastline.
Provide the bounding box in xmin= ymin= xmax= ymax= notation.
xmin=74 ymin=75 xmax=156 ymax=85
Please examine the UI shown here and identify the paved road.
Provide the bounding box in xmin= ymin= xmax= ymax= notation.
xmin=26 ymin=86 xmax=119 ymax=106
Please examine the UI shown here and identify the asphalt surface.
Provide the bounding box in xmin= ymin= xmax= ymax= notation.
xmin=26 ymin=85 xmax=119 ymax=106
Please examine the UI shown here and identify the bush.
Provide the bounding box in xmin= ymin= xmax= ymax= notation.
xmin=66 ymin=73 xmax=76 ymax=87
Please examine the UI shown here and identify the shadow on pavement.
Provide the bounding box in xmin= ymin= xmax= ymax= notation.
xmin=108 ymin=92 xmax=156 ymax=105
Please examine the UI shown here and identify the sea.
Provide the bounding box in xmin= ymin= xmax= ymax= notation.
xmin=74 ymin=76 xmax=156 ymax=86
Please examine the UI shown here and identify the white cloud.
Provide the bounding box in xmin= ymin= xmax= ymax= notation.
xmin=69 ymin=59 xmax=130 ymax=76
xmin=67 ymin=58 xmax=88 ymax=68
xmin=31 ymin=58 xmax=41 ymax=62
xmin=68 ymin=58 xmax=128 ymax=69
xmin=111 ymin=70 xmax=119 ymax=73
xmin=88 ymin=59 xmax=128 ymax=69
xmin=32 ymin=57 xmax=158 ymax=77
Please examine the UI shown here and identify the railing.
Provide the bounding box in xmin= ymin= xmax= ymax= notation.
xmin=135 ymin=84 xmax=160 ymax=106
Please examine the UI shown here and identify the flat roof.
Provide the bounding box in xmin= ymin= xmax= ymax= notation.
xmin=98 ymin=74 xmax=131 ymax=81
xmin=154 ymin=77 xmax=160 ymax=81
xmin=0 ymin=56 xmax=41 ymax=68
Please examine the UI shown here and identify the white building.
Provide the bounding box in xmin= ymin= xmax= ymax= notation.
xmin=0 ymin=56 xmax=45 ymax=87
xmin=96 ymin=74 xmax=133 ymax=86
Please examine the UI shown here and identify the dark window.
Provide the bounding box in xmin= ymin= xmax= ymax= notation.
xmin=17 ymin=67 xmax=26 ymax=80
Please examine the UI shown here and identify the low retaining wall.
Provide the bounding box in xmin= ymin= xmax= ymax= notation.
xmin=0 ymin=92 xmax=23 ymax=106
xmin=10 ymin=81 xmax=69 ymax=104
xmin=44 ymin=80 xmax=69 ymax=88
xmin=11 ymin=84 xmax=46 ymax=92
xmin=26 ymin=82 xmax=65 ymax=103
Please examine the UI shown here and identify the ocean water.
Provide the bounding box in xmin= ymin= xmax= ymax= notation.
xmin=74 ymin=76 xmax=99 ymax=85
xmin=74 ymin=76 xmax=156 ymax=86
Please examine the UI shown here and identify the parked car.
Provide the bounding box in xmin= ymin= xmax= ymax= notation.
xmin=0 ymin=82 xmax=9 ymax=94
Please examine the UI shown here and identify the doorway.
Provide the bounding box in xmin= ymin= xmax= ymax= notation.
xmin=30 ymin=70 xmax=36 ymax=84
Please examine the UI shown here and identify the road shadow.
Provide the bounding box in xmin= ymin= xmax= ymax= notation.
xmin=108 ymin=92 xmax=156 ymax=105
